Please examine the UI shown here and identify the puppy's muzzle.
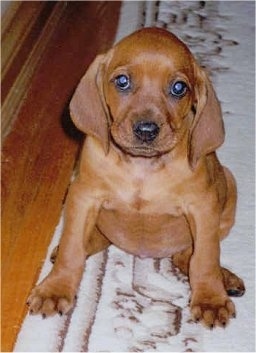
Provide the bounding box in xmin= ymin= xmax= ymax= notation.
xmin=133 ymin=121 xmax=160 ymax=143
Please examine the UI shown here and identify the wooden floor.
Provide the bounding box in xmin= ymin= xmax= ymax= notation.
xmin=1 ymin=2 xmax=121 ymax=351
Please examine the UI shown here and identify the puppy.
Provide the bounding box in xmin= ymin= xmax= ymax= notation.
xmin=28 ymin=27 xmax=245 ymax=328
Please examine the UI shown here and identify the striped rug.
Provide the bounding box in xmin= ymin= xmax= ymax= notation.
xmin=15 ymin=1 xmax=255 ymax=351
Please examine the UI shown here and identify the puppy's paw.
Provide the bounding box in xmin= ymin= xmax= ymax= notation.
xmin=222 ymin=267 xmax=245 ymax=297
xmin=190 ymin=291 xmax=236 ymax=329
xmin=27 ymin=277 xmax=77 ymax=318
xmin=50 ymin=245 xmax=59 ymax=264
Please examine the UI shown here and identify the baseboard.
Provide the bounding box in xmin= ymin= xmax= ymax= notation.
xmin=1 ymin=2 xmax=66 ymax=140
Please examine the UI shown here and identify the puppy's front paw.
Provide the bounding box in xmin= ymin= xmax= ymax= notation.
xmin=27 ymin=276 xmax=77 ymax=318
xmin=190 ymin=290 xmax=236 ymax=329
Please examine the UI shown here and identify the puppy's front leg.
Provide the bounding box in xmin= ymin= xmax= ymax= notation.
xmin=188 ymin=201 xmax=236 ymax=329
xmin=27 ymin=181 xmax=100 ymax=317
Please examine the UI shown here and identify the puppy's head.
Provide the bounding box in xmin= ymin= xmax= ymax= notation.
xmin=70 ymin=27 xmax=224 ymax=168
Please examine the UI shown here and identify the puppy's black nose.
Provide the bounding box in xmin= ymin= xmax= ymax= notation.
xmin=133 ymin=121 xmax=160 ymax=143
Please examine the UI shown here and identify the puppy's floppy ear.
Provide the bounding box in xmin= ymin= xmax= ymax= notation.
xmin=188 ymin=65 xmax=225 ymax=169
xmin=70 ymin=53 xmax=110 ymax=154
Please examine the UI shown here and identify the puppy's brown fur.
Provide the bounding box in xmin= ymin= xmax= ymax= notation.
xmin=28 ymin=28 xmax=245 ymax=328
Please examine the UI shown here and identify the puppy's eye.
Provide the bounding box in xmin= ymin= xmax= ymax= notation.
xmin=170 ymin=81 xmax=188 ymax=98
xmin=115 ymin=74 xmax=130 ymax=91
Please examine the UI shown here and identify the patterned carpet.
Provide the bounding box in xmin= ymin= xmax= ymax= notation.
xmin=15 ymin=1 xmax=255 ymax=352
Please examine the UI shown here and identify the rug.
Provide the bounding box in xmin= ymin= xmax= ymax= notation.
xmin=14 ymin=1 xmax=255 ymax=352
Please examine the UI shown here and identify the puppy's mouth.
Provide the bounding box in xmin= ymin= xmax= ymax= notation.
xmin=111 ymin=119 xmax=178 ymax=157
xmin=111 ymin=134 xmax=173 ymax=157
xmin=122 ymin=144 xmax=162 ymax=157
xmin=112 ymin=143 xmax=163 ymax=158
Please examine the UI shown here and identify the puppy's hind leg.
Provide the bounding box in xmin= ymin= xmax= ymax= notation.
xmin=50 ymin=226 xmax=111 ymax=264
xmin=86 ymin=226 xmax=111 ymax=256
xmin=172 ymin=247 xmax=245 ymax=297
xmin=50 ymin=245 xmax=59 ymax=264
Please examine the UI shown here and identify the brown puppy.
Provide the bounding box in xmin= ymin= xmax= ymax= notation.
xmin=28 ymin=28 xmax=245 ymax=328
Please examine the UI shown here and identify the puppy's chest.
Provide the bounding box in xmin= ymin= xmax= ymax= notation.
xmin=102 ymin=172 xmax=182 ymax=216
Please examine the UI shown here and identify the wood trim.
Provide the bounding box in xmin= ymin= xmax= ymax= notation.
xmin=1 ymin=1 xmax=23 ymax=41
xmin=2 ymin=2 xmax=45 ymax=78
xmin=1 ymin=1 xmax=66 ymax=139
xmin=1 ymin=2 xmax=121 ymax=351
